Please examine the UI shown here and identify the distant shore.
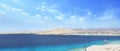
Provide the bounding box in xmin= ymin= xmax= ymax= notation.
xmin=0 ymin=28 xmax=120 ymax=36
xmin=35 ymin=28 xmax=120 ymax=36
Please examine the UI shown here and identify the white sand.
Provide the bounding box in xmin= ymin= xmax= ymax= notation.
xmin=86 ymin=44 xmax=120 ymax=51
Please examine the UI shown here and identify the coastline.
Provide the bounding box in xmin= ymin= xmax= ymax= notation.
xmin=34 ymin=28 xmax=120 ymax=36
xmin=0 ymin=33 xmax=120 ymax=36
xmin=69 ymin=44 xmax=120 ymax=51
xmin=34 ymin=33 xmax=120 ymax=36
xmin=1 ymin=28 xmax=120 ymax=36
xmin=86 ymin=44 xmax=120 ymax=51
xmin=68 ymin=40 xmax=120 ymax=51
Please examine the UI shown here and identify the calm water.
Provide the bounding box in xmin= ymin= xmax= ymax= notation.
xmin=0 ymin=34 xmax=120 ymax=51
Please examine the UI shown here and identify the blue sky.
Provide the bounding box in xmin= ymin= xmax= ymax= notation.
xmin=0 ymin=0 xmax=120 ymax=31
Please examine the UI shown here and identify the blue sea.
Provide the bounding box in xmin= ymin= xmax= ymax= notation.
xmin=0 ymin=34 xmax=120 ymax=51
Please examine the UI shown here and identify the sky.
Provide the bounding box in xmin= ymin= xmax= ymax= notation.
xmin=0 ymin=0 xmax=120 ymax=31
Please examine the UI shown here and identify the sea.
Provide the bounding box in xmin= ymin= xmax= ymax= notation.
xmin=0 ymin=34 xmax=120 ymax=51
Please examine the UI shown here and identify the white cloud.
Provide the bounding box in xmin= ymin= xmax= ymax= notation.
xmin=35 ymin=2 xmax=66 ymax=23
xmin=87 ymin=12 xmax=92 ymax=16
xmin=0 ymin=11 xmax=7 ymax=18
xmin=99 ymin=15 xmax=114 ymax=20
xmin=56 ymin=16 xmax=64 ymax=21
xmin=34 ymin=14 xmax=41 ymax=18
xmin=78 ymin=17 xmax=85 ymax=23
xmin=0 ymin=3 xmax=27 ymax=15
xmin=99 ymin=9 xmax=116 ymax=20
xmin=12 ymin=0 xmax=20 ymax=3
xmin=66 ymin=15 xmax=78 ymax=23
xmin=0 ymin=3 xmax=11 ymax=11
xmin=35 ymin=7 xmax=39 ymax=10
xmin=48 ymin=9 xmax=57 ymax=13
xmin=0 ymin=3 xmax=31 ymax=23
xmin=14 ymin=8 xmax=23 ymax=12
xmin=31 ymin=14 xmax=52 ymax=24
xmin=21 ymin=12 xmax=29 ymax=16
xmin=41 ymin=5 xmax=46 ymax=11
xmin=41 ymin=2 xmax=46 ymax=5
xmin=64 ymin=15 xmax=87 ymax=24
xmin=36 ymin=2 xmax=47 ymax=12
xmin=0 ymin=2 xmax=89 ymax=26
xmin=32 ymin=14 xmax=43 ymax=22
xmin=44 ymin=16 xmax=49 ymax=20
xmin=41 ymin=5 xmax=46 ymax=8
xmin=10 ymin=8 xmax=29 ymax=16
xmin=36 ymin=2 xmax=61 ymax=15
xmin=0 ymin=11 xmax=6 ymax=14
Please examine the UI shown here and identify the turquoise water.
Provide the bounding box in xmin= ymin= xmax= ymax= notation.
xmin=0 ymin=40 xmax=119 ymax=51
xmin=0 ymin=34 xmax=120 ymax=51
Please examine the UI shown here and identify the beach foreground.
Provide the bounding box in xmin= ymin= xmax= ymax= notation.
xmin=69 ymin=44 xmax=120 ymax=51
xmin=68 ymin=40 xmax=120 ymax=51
xmin=86 ymin=44 xmax=120 ymax=51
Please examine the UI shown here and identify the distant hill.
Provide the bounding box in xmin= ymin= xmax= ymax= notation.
xmin=35 ymin=28 xmax=120 ymax=35
xmin=36 ymin=28 xmax=75 ymax=34
xmin=0 ymin=28 xmax=120 ymax=35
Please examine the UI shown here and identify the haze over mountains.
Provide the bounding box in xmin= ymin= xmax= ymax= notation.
xmin=36 ymin=28 xmax=120 ymax=35
xmin=1 ymin=28 xmax=120 ymax=35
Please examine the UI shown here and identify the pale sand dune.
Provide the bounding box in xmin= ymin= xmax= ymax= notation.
xmin=86 ymin=44 xmax=120 ymax=51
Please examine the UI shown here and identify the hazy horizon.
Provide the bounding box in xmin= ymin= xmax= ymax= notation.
xmin=0 ymin=0 xmax=120 ymax=32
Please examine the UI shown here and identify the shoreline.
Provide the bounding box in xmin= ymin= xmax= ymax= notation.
xmin=86 ymin=44 xmax=120 ymax=51
xmin=35 ymin=33 xmax=120 ymax=36
xmin=0 ymin=33 xmax=120 ymax=36
xmin=0 ymin=28 xmax=120 ymax=36
xmin=68 ymin=41 xmax=120 ymax=51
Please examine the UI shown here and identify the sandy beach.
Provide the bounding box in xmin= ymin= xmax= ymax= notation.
xmin=68 ymin=44 xmax=120 ymax=51
xmin=86 ymin=44 xmax=120 ymax=51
